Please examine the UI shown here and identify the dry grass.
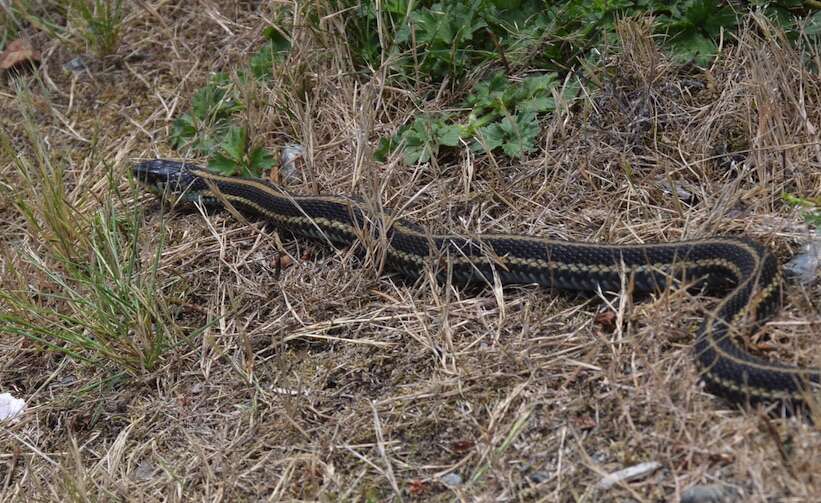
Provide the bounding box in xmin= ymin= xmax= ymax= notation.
xmin=1 ymin=3 xmax=820 ymax=502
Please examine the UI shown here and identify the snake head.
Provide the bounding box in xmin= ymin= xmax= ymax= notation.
xmin=133 ymin=159 xmax=215 ymax=206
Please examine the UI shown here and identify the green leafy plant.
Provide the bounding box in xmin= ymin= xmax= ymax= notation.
xmin=378 ymin=72 xmax=576 ymax=163
xmin=208 ymin=126 xmax=275 ymax=177
xmin=783 ymin=193 xmax=821 ymax=227
xmin=393 ymin=1 xmax=493 ymax=82
xmin=377 ymin=115 xmax=462 ymax=165
xmin=169 ymin=29 xmax=290 ymax=176
xmin=343 ymin=0 xmax=821 ymax=88
xmin=475 ymin=112 xmax=541 ymax=157
xmin=466 ymin=73 xmax=563 ymax=127
xmin=807 ymin=11 xmax=821 ymax=38
xmin=172 ymin=2 xmax=821 ymax=168
xmin=660 ymin=0 xmax=737 ymax=65
xmin=748 ymin=0 xmax=819 ymax=40
xmin=363 ymin=0 xmax=821 ymax=165
xmin=250 ymin=26 xmax=292 ymax=80
xmin=346 ymin=0 xmax=583 ymax=85
xmin=466 ymin=72 xmax=571 ymax=157
xmin=169 ymin=73 xmax=240 ymax=157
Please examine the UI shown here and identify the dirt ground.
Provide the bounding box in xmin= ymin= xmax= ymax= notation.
xmin=1 ymin=3 xmax=820 ymax=502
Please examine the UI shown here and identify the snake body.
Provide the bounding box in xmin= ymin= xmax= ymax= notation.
xmin=134 ymin=159 xmax=819 ymax=410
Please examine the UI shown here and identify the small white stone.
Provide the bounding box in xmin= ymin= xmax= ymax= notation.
xmin=784 ymin=230 xmax=820 ymax=285
xmin=281 ymin=144 xmax=305 ymax=182
xmin=440 ymin=472 xmax=463 ymax=487
xmin=597 ymin=461 xmax=662 ymax=490
xmin=0 ymin=393 xmax=26 ymax=422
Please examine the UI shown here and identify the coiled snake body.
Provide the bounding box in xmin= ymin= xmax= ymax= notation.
xmin=134 ymin=159 xmax=819 ymax=411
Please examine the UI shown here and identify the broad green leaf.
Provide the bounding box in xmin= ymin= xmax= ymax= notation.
xmin=518 ymin=96 xmax=555 ymax=114
xmin=262 ymin=26 xmax=292 ymax=52
xmin=670 ymin=32 xmax=716 ymax=65
xmin=476 ymin=122 xmax=505 ymax=152
xmin=374 ymin=137 xmax=395 ymax=162
xmin=249 ymin=147 xmax=275 ymax=175
xmin=169 ymin=114 xmax=196 ymax=149
xmin=521 ymin=73 xmax=557 ymax=98
xmin=404 ymin=143 xmax=430 ymax=165
xmin=221 ymin=127 xmax=247 ymax=162
xmin=435 ymin=124 xmax=462 ymax=147
xmin=501 ymin=112 xmax=540 ymax=158
xmin=467 ymin=73 xmax=509 ymax=112
xmin=208 ymin=153 xmax=238 ymax=175
xmin=192 ymin=134 xmax=218 ymax=157
xmin=806 ymin=12 xmax=821 ymax=37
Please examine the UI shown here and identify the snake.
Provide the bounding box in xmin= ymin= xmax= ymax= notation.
xmin=134 ymin=159 xmax=819 ymax=412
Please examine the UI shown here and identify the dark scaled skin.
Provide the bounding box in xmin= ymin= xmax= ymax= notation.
xmin=134 ymin=159 xmax=820 ymax=413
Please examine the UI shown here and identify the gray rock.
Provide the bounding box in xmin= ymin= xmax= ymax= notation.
xmin=681 ymin=483 xmax=740 ymax=503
